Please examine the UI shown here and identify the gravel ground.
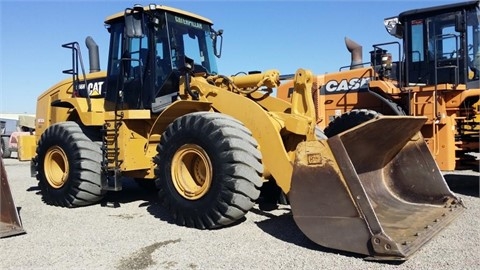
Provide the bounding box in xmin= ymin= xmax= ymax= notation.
xmin=1 ymin=158 xmax=479 ymax=270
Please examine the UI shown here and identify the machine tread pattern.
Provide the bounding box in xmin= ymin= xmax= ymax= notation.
xmin=36 ymin=122 xmax=105 ymax=207
xmin=154 ymin=112 xmax=263 ymax=229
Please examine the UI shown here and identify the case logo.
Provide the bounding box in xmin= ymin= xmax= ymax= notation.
xmin=323 ymin=77 xmax=370 ymax=94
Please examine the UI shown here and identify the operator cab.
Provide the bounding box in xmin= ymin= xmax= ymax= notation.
xmin=385 ymin=0 xmax=480 ymax=88
xmin=104 ymin=5 xmax=222 ymax=112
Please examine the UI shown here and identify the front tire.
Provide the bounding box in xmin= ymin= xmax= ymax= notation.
xmin=36 ymin=122 xmax=105 ymax=207
xmin=154 ymin=112 xmax=263 ymax=229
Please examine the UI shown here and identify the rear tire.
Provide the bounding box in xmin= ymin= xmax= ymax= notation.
xmin=1 ymin=136 xmax=11 ymax=158
xmin=154 ymin=112 xmax=263 ymax=229
xmin=324 ymin=109 xmax=380 ymax=137
xmin=36 ymin=122 xmax=105 ymax=207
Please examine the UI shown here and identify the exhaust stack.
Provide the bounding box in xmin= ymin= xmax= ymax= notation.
xmin=85 ymin=36 xmax=100 ymax=73
xmin=345 ymin=37 xmax=363 ymax=70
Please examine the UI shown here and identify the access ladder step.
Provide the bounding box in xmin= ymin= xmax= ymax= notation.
xmin=101 ymin=170 xmax=123 ymax=191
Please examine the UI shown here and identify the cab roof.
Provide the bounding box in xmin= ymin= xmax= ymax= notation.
xmin=104 ymin=4 xmax=213 ymax=25
xmin=398 ymin=0 xmax=479 ymax=21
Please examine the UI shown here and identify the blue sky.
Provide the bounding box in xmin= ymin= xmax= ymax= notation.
xmin=0 ymin=0 xmax=465 ymax=113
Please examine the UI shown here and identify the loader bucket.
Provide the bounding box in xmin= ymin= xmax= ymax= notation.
xmin=0 ymin=157 xmax=26 ymax=238
xmin=290 ymin=116 xmax=464 ymax=261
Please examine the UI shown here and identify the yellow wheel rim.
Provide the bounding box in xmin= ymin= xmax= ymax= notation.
xmin=171 ymin=144 xmax=213 ymax=200
xmin=44 ymin=146 xmax=69 ymax=189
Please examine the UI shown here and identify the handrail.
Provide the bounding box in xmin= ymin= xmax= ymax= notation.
xmin=61 ymin=42 xmax=91 ymax=112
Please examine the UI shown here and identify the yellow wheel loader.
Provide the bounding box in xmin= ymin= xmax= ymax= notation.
xmin=277 ymin=0 xmax=480 ymax=171
xmin=28 ymin=4 xmax=464 ymax=260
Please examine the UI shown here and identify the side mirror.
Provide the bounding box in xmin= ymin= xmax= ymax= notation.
xmin=124 ymin=5 xmax=145 ymax=38
xmin=455 ymin=12 xmax=466 ymax=33
xmin=180 ymin=55 xmax=195 ymax=74
xmin=384 ymin=17 xmax=403 ymax=39
xmin=179 ymin=55 xmax=199 ymax=100
xmin=212 ymin=29 xmax=223 ymax=58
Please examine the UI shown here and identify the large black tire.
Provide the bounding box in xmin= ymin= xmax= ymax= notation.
xmin=154 ymin=112 xmax=263 ymax=229
xmin=36 ymin=122 xmax=105 ymax=207
xmin=1 ymin=136 xmax=11 ymax=158
xmin=324 ymin=109 xmax=380 ymax=137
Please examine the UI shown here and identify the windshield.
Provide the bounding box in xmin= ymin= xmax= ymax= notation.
xmin=422 ymin=6 xmax=480 ymax=83
xmin=467 ymin=6 xmax=480 ymax=81
xmin=165 ymin=13 xmax=218 ymax=75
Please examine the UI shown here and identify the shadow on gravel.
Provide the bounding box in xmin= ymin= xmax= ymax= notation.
xmin=109 ymin=179 xmax=249 ymax=228
xmin=26 ymin=186 xmax=40 ymax=192
xmin=252 ymin=207 xmax=406 ymax=265
xmin=100 ymin=179 xmax=180 ymax=225
xmin=144 ymin=198 xmax=248 ymax=229
xmin=444 ymin=174 xmax=479 ymax=197
xmin=102 ymin=178 xmax=158 ymax=206
xmin=144 ymin=200 xmax=176 ymax=225
xmin=145 ymin=198 xmax=248 ymax=228
xmin=26 ymin=177 xmax=249 ymax=228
